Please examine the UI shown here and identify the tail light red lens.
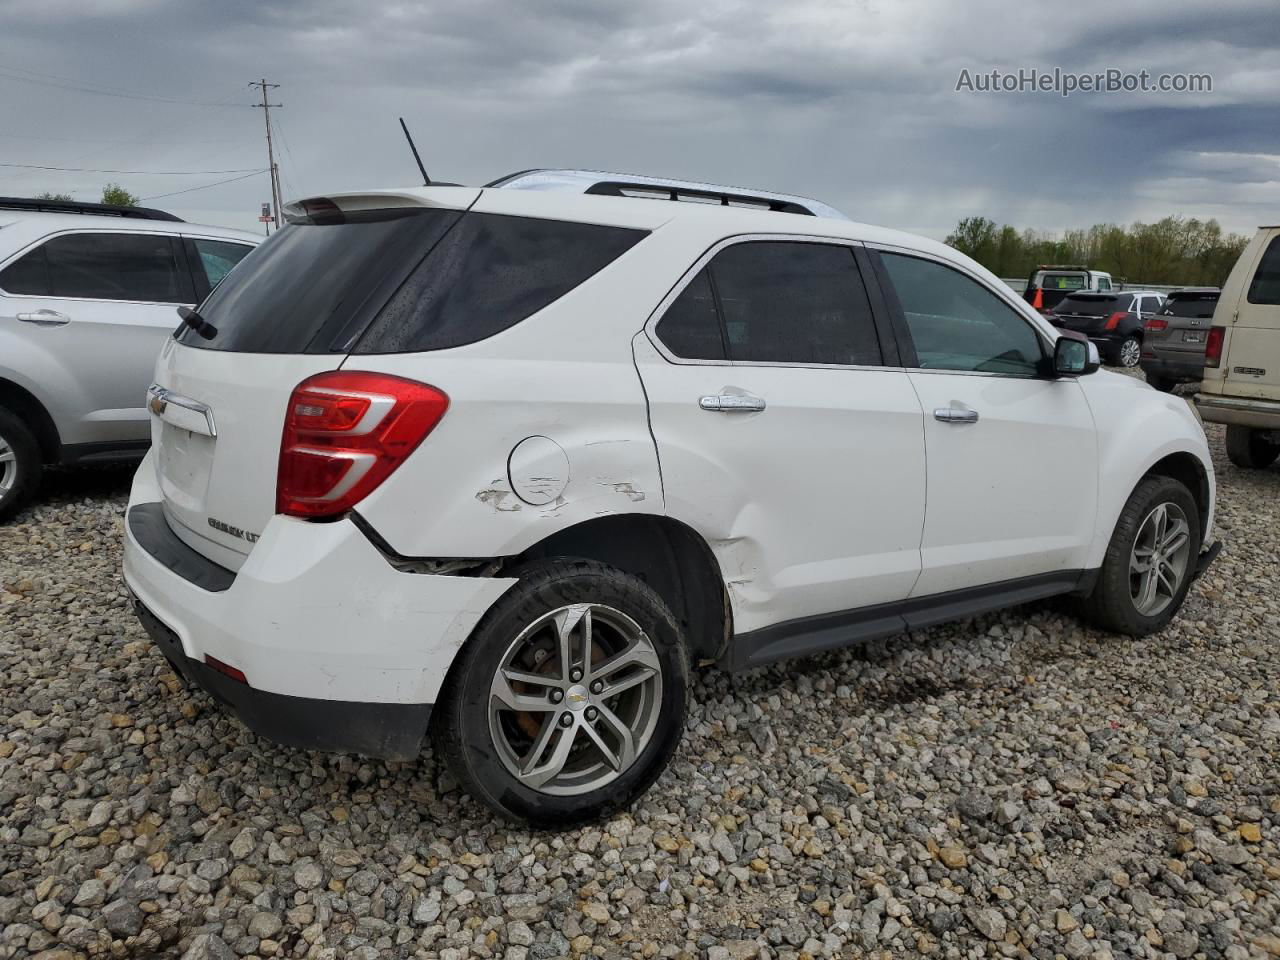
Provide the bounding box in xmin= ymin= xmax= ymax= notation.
xmin=1104 ymin=311 xmax=1126 ymax=331
xmin=1145 ymin=317 xmax=1168 ymax=331
xmin=277 ymin=371 xmax=448 ymax=519
xmin=1204 ymin=326 xmax=1226 ymax=368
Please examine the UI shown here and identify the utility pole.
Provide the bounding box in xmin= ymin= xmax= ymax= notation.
xmin=250 ymin=79 xmax=282 ymax=228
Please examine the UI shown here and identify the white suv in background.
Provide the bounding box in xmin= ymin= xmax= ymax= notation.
xmin=123 ymin=171 xmax=1218 ymax=825
xmin=0 ymin=196 xmax=258 ymax=519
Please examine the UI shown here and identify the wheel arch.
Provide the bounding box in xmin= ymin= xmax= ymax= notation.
xmin=0 ymin=377 xmax=60 ymax=463
xmin=1142 ymin=450 xmax=1211 ymax=536
xmin=512 ymin=513 xmax=730 ymax=663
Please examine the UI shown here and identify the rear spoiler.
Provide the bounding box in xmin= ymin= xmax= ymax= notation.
xmin=283 ymin=187 xmax=480 ymax=224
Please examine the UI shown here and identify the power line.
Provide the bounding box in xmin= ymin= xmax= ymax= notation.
xmin=140 ymin=170 xmax=268 ymax=201
xmin=0 ymin=132 xmax=226 ymax=146
xmin=0 ymin=162 xmax=264 ymax=175
xmin=0 ymin=65 xmax=247 ymax=108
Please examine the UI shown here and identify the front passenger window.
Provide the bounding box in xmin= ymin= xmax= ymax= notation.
xmin=879 ymin=252 xmax=1045 ymax=377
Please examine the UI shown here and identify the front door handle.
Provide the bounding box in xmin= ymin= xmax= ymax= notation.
xmin=700 ymin=394 xmax=766 ymax=413
xmin=16 ymin=309 xmax=71 ymax=327
xmin=934 ymin=406 xmax=979 ymax=424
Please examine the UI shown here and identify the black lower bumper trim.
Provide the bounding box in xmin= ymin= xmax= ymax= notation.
xmin=128 ymin=502 xmax=236 ymax=593
xmin=132 ymin=598 xmax=432 ymax=761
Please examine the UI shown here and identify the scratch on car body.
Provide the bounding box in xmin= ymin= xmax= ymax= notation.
xmin=609 ymin=482 xmax=645 ymax=502
xmin=476 ymin=488 xmax=522 ymax=512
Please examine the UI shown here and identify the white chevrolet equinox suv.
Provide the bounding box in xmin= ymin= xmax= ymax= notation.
xmin=123 ymin=170 xmax=1219 ymax=825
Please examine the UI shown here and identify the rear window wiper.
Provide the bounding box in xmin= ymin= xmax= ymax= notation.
xmin=176 ymin=305 xmax=218 ymax=340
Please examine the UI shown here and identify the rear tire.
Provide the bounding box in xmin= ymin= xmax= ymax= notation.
xmin=1077 ymin=475 xmax=1201 ymax=637
xmin=432 ymin=558 xmax=689 ymax=826
xmin=1145 ymin=373 xmax=1176 ymax=393
xmin=1225 ymin=425 xmax=1280 ymax=469
xmin=1116 ymin=336 xmax=1142 ymax=368
xmin=0 ymin=407 xmax=42 ymax=523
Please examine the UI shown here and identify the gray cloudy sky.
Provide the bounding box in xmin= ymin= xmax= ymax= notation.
xmin=2 ymin=0 xmax=1278 ymax=240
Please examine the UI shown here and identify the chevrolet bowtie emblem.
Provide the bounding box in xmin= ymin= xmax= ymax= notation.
xmin=567 ymin=693 xmax=587 ymax=703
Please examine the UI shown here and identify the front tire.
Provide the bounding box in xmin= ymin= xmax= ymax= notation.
xmin=0 ymin=407 xmax=42 ymax=523
xmin=1078 ymin=475 xmax=1201 ymax=636
xmin=432 ymin=559 xmax=689 ymax=826
xmin=1225 ymin=425 xmax=1280 ymax=469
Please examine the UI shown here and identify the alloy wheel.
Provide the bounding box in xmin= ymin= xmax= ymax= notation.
xmin=0 ymin=432 xmax=15 ymax=497
xmin=1129 ymin=501 xmax=1191 ymax=616
xmin=487 ymin=603 xmax=664 ymax=795
xmin=1119 ymin=338 xmax=1141 ymax=367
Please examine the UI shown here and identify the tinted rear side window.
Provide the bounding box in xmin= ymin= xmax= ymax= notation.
xmin=1247 ymin=235 xmax=1280 ymax=305
xmin=179 ymin=209 xmax=461 ymax=353
xmin=654 ymin=269 xmax=725 ymax=360
xmin=0 ymin=244 xmax=50 ymax=295
xmin=707 ymin=241 xmax=882 ymax=365
xmin=5 ymin=233 xmax=191 ymax=302
xmin=354 ymin=213 xmax=646 ymax=354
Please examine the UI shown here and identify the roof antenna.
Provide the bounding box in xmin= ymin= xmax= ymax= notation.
xmin=399 ymin=117 xmax=431 ymax=186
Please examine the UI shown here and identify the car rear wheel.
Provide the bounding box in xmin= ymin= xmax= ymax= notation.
xmin=1225 ymin=425 xmax=1280 ymax=469
xmin=0 ymin=407 xmax=41 ymax=523
xmin=1077 ymin=475 xmax=1201 ymax=636
xmin=432 ymin=558 xmax=689 ymax=826
xmin=1117 ymin=336 xmax=1142 ymax=368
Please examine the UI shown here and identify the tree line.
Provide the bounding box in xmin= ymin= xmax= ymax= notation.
xmin=36 ymin=183 xmax=141 ymax=207
xmin=945 ymin=215 xmax=1250 ymax=286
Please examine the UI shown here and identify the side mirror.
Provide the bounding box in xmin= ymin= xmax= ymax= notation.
xmin=1053 ymin=331 xmax=1100 ymax=377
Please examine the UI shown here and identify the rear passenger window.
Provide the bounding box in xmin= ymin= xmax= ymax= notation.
xmin=1247 ymin=236 xmax=1280 ymax=305
xmin=655 ymin=270 xmax=725 ymax=360
xmin=0 ymin=245 xmax=51 ymax=295
xmin=355 ymin=213 xmax=646 ymax=354
xmin=656 ymin=241 xmax=881 ymax=366
xmin=712 ymin=242 xmax=881 ymax=365
xmin=6 ymin=233 xmax=191 ymax=303
xmin=880 ymin=252 xmax=1044 ymax=377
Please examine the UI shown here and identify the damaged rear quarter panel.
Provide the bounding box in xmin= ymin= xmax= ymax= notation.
xmin=349 ymin=353 xmax=666 ymax=558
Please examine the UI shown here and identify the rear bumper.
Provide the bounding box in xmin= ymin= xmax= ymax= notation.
xmin=122 ymin=451 xmax=517 ymax=759
xmin=1193 ymin=393 xmax=1280 ymax=430
xmin=132 ymin=597 xmax=436 ymax=758
xmin=1139 ymin=357 xmax=1204 ymax=382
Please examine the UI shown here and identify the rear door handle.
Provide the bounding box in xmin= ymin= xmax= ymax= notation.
xmin=16 ymin=309 xmax=71 ymax=326
xmin=699 ymin=394 xmax=766 ymax=413
xmin=934 ymin=406 xmax=979 ymax=424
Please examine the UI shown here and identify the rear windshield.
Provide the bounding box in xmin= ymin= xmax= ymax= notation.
xmin=179 ymin=208 xmax=647 ymax=354
xmin=1161 ymin=295 xmax=1218 ymax=319
xmin=178 ymin=208 xmax=460 ymax=353
xmin=1037 ymin=272 xmax=1087 ymax=291
xmin=1056 ymin=293 xmax=1126 ymax=315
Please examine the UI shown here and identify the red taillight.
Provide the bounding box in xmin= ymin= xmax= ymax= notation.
xmin=1204 ymin=326 xmax=1225 ymax=368
xmin=205 ymin=655 xmax=248 ymax=685
xmin=277 ymin=371 xmax=448 ymax=519
xmin=1145 ymin=317 xmax=1168 ymax=332
xmin=1104 ymin=311 xmax=1126 ymax=331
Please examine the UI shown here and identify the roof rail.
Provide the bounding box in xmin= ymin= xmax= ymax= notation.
xmin=0 ymin=196 xmax=184 ymax=222
xmin=486 ymin=169 xmax=849 ymax=220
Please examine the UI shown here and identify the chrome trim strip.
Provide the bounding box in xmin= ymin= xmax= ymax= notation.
xmin=147 ymin=384 xmax=216 ymax=438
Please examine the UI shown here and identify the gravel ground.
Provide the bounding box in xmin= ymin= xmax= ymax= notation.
xmin=2 ymin=395 xmax=1279 ymax=960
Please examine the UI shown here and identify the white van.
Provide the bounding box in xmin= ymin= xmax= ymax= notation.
xmin=1195 ymin=226 xmax=1280 ymax=467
